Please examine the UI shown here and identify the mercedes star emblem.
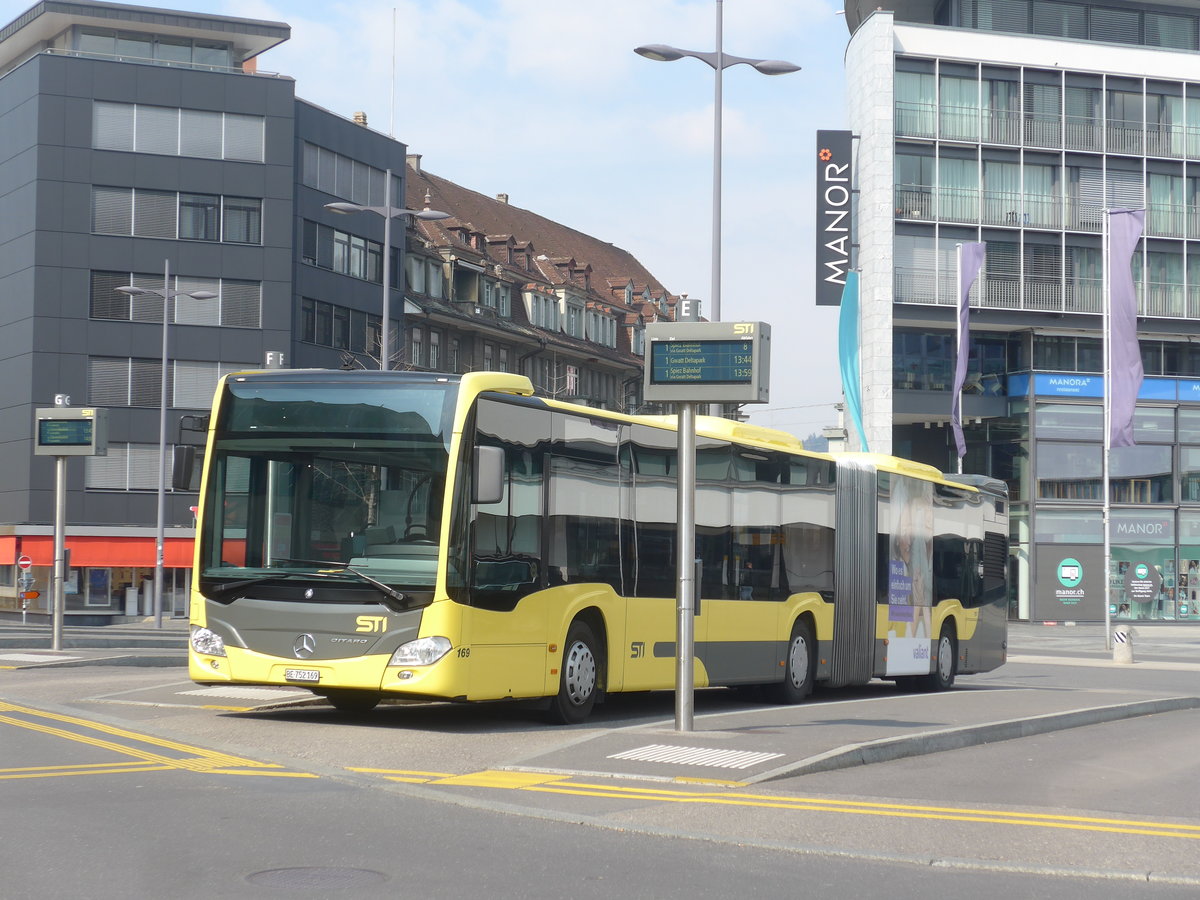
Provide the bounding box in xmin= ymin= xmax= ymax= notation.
xmin=293 ymin=633 xmax=317 ymax=658
xmin=304 ymin=588 xmax=315 ymax=600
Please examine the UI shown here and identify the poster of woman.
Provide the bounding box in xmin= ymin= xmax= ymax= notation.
xmin=886 ymin=474 xmax=934 ymax=676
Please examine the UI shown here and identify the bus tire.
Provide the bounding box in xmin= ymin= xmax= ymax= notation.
xmin=547 ymin=620 xmax=600 ymax=725
xmin=766 ymin=619 xmax=815 ymax=704
xmin=321 ymin=690 xmax=381 ymax=713
xmin=918 ymin=628 xmax=957 ymax=692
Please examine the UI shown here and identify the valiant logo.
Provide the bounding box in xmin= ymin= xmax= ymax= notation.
xmin=815 ymin=130 xmax=854 ymax=306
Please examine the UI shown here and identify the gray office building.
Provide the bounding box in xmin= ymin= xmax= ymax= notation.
xmin=0 ymin=1 xmax=413 ymax=620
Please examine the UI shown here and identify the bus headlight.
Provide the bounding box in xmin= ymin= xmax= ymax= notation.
xmin=190 ymin=626 xmax=227 ymax=657
xmin=389 ymin=636 xmax=452 ymax=667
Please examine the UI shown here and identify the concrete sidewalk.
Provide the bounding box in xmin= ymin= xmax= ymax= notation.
xmin=0 ymin=617 xmax=188 ymax=667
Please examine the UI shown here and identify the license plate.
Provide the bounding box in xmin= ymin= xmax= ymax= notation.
xmin=284 ymin=668 xmax=320 ymax=683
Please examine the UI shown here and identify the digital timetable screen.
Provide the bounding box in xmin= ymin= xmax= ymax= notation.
xmin=649 ymin=339 xmax=754 ymax=385
xmin=38 ymin=418 xmax=94 ymax=447
xmin=643 ymin=322 xmax=770 ymax=404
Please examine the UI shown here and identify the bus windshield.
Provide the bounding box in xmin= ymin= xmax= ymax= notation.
xmin=199 ymin=377 xmax=458 ymax=599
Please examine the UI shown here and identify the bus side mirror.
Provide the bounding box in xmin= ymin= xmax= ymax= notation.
xmin=172 ymin=445 xmax=196 ymax=490
xmin=473 ymin=446 xmax=504 ymax=504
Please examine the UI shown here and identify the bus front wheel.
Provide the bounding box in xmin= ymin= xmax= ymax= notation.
xmin=766 ymin=619 xmax=815 ymax=704
xmin=548 ymin=621 xmax=599 ymax=725
xmin=321 ymin=690 xmax=381 ymax=713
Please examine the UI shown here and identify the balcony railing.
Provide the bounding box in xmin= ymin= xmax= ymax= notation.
xmin=1064 ymin=116 xmax=1102 ymax=151
xmin=937 ymin=187 xmax=979 ymax=223
xmin=1147 ymin=203 xmax=1186 ymax=238
xmin=983 ymin=111 xmax=1021 ymax=145
xmin=1024 ymin=115 xmax=1061 ymax=148
xmin=895 ymin=101 xmax=936 ymax=139
xmin=940 ymin=104 xmax=979 ymax=142
xmin=1146 ymin=124 xmax=1186 ymax=158
xmin=895 ymin=186 xmax=933 ymax=220
xmin=1107 ymin=119 xmax=1144 ymax=154
xmin=1143 ymin=283 xmax=1186 ymax=318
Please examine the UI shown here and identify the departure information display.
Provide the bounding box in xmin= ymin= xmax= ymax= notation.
xmin=650 ymin=339 xmax=754 ymax=385
xmin=643 ymin=322 xmax=770 ymax=404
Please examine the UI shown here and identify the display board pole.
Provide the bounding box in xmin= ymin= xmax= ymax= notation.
xmin=675 ymin=402 xmax=697 ymax=732
xmin=52 ymin=456 xmax=66 ymax=651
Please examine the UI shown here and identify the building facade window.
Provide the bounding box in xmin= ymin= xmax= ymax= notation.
xmin=92 ymin=187 xmax=262 ymax=244
xmin=90 ymin=271 xmax=261 ymax=328
xmin=300 ymin=298 xmax=385 ymax=355
xmin=301 ymin=142 xmax=393 ymax=207
xmin=93 ymin=101 xmax=263 ymax=161
xmin=302 ymin=220 xmax=382 ymax=282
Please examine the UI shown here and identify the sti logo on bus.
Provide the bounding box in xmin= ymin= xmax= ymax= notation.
xmin=356 ymin=615 xmax=387 ymax=633
xmin=815 ymin=130 xmax=853 ymax=306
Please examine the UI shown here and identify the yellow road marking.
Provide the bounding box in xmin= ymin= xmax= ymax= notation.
xmin=0 ymin=701 xmax=310 ymax=779
xmin=368 ymin=769 xmax=1200 ymax=842
xmin=431 ymin=770 xmax=564 ymax=788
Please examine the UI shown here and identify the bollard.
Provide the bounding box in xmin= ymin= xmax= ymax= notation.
xmin=1112 ymin=627 xmax=1134 ymax=664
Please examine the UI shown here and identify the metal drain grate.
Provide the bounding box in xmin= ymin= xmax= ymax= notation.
xmin=246 ymin=867 xmax=387 ymax=889
xmin=608 ymin=743 xmax=784 ymax=770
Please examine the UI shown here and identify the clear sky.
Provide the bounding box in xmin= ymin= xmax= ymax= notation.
xmin=2 ymin=0 xmax=852 ymax=440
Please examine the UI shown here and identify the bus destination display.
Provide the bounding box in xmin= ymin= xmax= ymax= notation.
xmin=650 ymin=339 xmax=754 ymax=385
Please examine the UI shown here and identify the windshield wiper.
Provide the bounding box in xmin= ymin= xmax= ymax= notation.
xmin=261 ymin=557 xmax=416 ymax=613
xmin=205 ymin=572 xmax=307 ymax=601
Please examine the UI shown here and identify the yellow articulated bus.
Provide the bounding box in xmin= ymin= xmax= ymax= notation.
xmin=188 ymin=370 xmax=1009 ymax=723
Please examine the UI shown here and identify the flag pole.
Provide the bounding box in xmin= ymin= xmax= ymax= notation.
xmin=1102 ymin=209 xmax=1112 ymax=651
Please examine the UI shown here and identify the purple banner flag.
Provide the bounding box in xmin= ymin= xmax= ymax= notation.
xmin=1108 ymin=209 xmax=1145 ymax=449
xmin=951 ymin=242 xmax=986 ymax=459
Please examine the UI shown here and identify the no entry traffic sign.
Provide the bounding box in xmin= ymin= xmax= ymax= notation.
xmin=17 ymin=555 xmax=32 ymax=571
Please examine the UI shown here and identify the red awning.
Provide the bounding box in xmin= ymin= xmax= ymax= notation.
xmin=18 ymin=536 xmax=194 ymax=568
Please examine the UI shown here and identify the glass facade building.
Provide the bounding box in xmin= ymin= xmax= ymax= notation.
xmin=843 ymin=0 xmax=1200 ymax=623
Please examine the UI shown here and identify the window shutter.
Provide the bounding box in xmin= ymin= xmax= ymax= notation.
xmin=126 ymin=444 xmax=160 ymax=490
xmin=92 ymin=186 xmax=132 ymax=234
xmin=220 ymin=280 xmax=261 ymax=328
xmin=90 ymin=271 xmax=130 ymax=320
xmin=93 ymin=101 xmax=134 ymax=151
xmin=86 ymin=447 xmax=128 ymax=489
xmin=88 ymin=357 xmax=130 ymax=406
xmin=134 ymin=104 xmax=179 ymax=155
xmin=128 ymin=273 xmax=165 ymax=322
xmin=173 ymin=277 xmax=220 ymax=325
xmin=133 ymin=189 xmax=177 ymax=238
xmin=180 ymin=109 xmax=222 ymax=158
xmin=223 ymin=113 xmax=264 ymax=162
xmin=173 ymin=360 xmax=220 ymax=408
xmin=1090 ymin=6 xmax=1139 ymax=44
xmin=129 ymin=358 xmax=166 ymax=407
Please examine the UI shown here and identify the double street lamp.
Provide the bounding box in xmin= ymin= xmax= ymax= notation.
xmin=116 ymin=262 xmax=216 ymax=628
xmin=325 ymin=169 xmax=450 ymax=370
xmin=635 ymin=0 xmax=800 ymax=326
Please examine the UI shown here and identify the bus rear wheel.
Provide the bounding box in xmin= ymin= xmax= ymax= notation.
xmin=547 ymin=621 xmax=599 ymax=725
xmin=766 ymin=619 xmax=815 ymax=704
xmin=917 ymin=628 xmax=957 ymax=692
xmin=321 ymin=690 xmax=381 ymax=713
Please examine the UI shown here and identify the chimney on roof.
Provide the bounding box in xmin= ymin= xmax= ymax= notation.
xmin=496 ymin=193 xmax=509 ymax=204
xmin=352 ymin=111 xmax=368 ymax=126
xmin=407 ymin=154 xmax=422 ymax=174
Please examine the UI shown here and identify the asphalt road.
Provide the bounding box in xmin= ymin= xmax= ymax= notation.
xmin=3 ymin=623 xmax=1200 ymax=897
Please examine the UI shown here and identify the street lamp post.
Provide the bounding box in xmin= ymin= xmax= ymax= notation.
xmin=116 ymin=262 xmax=216 ymax=628
xmin=325 ymin=169 xmax=450 ymax=370
xmin=635 ymin=0 xmax=800 ymax=329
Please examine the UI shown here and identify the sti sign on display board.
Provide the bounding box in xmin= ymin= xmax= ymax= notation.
xmin=815 ymin=130 xmax=853 ymax=306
